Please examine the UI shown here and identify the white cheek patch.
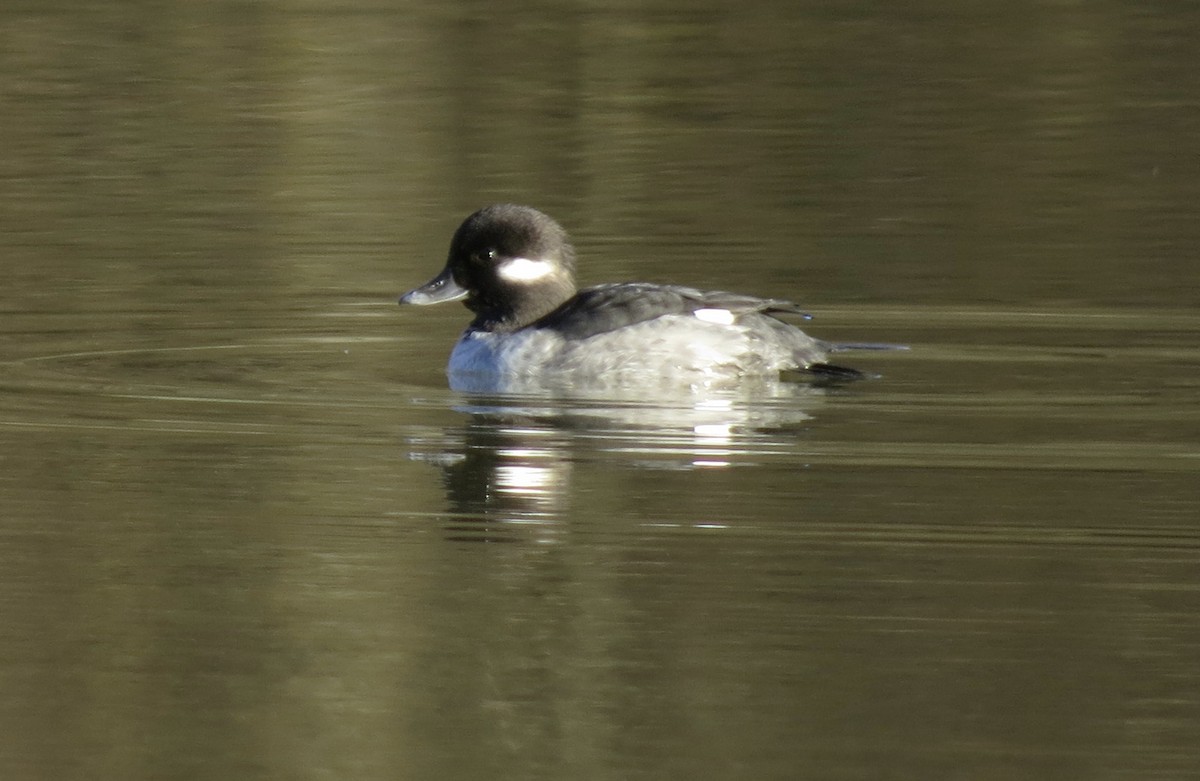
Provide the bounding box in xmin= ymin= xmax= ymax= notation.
xmin=693 ymin=308 xmax=737 ymax=325
xmin=497 ymin=257 xmax=557 ymax=283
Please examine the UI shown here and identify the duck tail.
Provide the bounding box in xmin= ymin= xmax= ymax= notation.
xmin=806 ymin=363 xmax=867 ymax=382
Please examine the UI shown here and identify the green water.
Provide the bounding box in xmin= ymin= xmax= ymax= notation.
xmin=2 ymin=2 xmax=1198 ymax=779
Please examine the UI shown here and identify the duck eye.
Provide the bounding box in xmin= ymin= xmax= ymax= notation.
xmin=474 ymin=248 xmax=497 ymax=263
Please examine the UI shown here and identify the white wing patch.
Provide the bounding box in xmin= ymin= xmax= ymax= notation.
xmin=497 ymin=257 xmax=557 ymax=283
xmin=693 ymin=308 xmax=736 ymax=325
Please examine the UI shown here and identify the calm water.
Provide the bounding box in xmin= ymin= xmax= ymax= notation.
xmin=3 ymin=2 xmax=1199 ymax=780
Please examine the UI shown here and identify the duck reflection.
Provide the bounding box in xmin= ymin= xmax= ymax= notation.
xmin=410 ymin=383 xmax=830 ymax=538
xmin=430 ymin=421 xmax=571 ymax=543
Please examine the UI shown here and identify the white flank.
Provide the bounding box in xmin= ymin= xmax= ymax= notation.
xmin=497 ymin=257 xmax=556 ymax=282
xmin=693 ymin=308 xmax=736 ymax=325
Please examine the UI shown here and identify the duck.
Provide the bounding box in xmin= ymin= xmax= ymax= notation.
xmin=399 ymin=204 xmax=897 ymax=394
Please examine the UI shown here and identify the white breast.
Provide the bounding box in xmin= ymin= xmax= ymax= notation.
xmin=448 ymin=329 xmax=564 ymax=376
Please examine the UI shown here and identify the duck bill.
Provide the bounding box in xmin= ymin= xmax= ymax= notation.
xmin=398 ymin=267 xmax=468 ymax=306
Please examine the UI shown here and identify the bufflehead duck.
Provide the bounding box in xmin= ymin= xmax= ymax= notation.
xmin=400 ymin=204 xmax=894 ymax=393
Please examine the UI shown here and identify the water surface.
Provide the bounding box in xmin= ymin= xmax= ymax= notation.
xmin=2 ymin=2 xmax=1199 ymax=780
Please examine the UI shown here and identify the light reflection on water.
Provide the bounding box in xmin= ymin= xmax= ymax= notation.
xmin=399 ymin=380 xmax=826 ymax=545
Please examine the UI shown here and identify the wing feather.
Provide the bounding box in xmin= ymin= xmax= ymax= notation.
xmin=535 ymin=283 xmax=811 ymax=340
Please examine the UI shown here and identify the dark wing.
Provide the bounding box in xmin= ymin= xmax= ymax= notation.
xmin=535 ymin=282 xmax=811 ymax=341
